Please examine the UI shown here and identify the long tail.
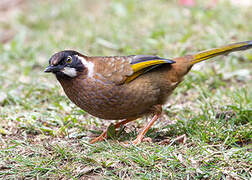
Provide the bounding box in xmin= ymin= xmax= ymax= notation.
xmin=191 ymin=40 xmax=252 ymax=65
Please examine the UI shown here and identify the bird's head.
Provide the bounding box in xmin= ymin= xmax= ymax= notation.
xmin=44 ymin=50 xmax=92 ymax=79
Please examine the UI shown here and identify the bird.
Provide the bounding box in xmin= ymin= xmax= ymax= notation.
xmin=44 ymin=40 xmax=252 ymax=145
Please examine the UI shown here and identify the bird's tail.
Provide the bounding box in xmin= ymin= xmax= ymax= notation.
xmin=191 ymin=40 xmax=252 ymax=65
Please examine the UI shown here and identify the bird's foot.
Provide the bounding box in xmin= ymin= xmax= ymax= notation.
xmin=132 ymin=136 xmax=142 ymax=145
xmin=132 ymin=137 xmax=152 ymax=145
xmin=120 ymin=137 xmax=152 ymax=146
xmin=89 ymin=131 xmax=107 ymax=144
xmin=89 ymin=118 xmax=137 ymax=144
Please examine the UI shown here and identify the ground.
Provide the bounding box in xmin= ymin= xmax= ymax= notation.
xmin=0 ymin=0 xmax=251 ymax=179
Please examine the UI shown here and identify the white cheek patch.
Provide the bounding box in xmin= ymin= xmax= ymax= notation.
xmin=75 ymin=55 xmax=94 ymax=78
xmin=61 ymin=67 xmax=77 ymax=77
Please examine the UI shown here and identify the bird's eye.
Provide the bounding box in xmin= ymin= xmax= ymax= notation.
xmin=66 ymin=56 xmax=72 ymax=63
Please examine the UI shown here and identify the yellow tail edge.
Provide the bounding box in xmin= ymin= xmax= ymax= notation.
xmin=191 ymin=40 xmax=252 ymax=65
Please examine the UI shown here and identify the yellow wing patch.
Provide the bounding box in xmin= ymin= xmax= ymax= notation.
xmin=130 ymin=60 xmax=170 ymax=73
xmin=124 ymin=69 xmax=145 ymax=83
xmin=125 ymin=59 xmax=175 ymax=83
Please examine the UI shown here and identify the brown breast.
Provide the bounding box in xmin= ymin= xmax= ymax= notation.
xmin=58 ymin=72 xmax=161 ymax=120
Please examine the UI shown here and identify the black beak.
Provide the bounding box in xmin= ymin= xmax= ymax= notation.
xmin=44 ymin=65 xmax=60 ymax=73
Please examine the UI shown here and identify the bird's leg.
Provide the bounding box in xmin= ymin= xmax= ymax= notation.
xmin=132 ymin=105 xmax=162 ymax=145
xmin=89 ymin=118 xmax=136 ymax=144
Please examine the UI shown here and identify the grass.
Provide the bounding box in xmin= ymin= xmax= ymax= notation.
xmin=0 ymin=0 xmax=251 ymax=179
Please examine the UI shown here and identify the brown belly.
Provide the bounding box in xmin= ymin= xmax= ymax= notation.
xmin=59 ymin=75 xmax=161 ymax=120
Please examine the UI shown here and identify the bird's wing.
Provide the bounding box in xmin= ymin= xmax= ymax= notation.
xmin=94 ymin=55 xmax=175 ymax=84
xmin=126 ymin=55 xmax=175 ymax=83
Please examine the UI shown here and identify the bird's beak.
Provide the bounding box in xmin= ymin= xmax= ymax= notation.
xmin=44 ymin=65 xmax=60 ymax=73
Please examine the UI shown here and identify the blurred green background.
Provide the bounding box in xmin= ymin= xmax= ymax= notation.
xmin=0 ymin=0 xmax=251 ymax=179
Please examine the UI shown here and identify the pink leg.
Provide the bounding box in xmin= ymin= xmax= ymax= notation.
xmin=89 ymin=118 xmax=136 ymax=144
xmin=132 ymin=106 xmax=162 ymax=145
